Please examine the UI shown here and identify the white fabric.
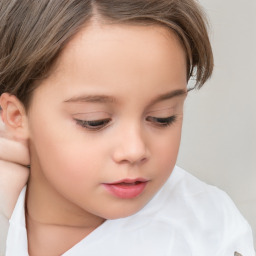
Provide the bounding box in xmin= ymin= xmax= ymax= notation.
xmin=6 ymin=166 xmax=255 ymax=256
xmin=0 ymin=214 xmax=8 ymax=256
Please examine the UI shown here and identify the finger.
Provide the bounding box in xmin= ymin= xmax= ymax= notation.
xmin=0 ymin=113 xmax=7 ymax=138
xmin=0 ymin=138 xmax=30 ymax=166
xmin=0 ymin=160 xmax=29 ymax=218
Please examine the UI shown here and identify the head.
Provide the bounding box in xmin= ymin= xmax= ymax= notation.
xmin=0 ymin=0 xmax=213 ymax=221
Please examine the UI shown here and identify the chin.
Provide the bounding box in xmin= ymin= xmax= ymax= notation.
xmin=100 ymin=201 xmax=149 ymax=220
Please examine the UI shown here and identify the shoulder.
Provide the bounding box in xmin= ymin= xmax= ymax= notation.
xmin=151 ymin=165 xmax=235 ymax=212
xmin=163 ymin=165 xmax=252 ymax=228
xmin=163 ymin=165 xmax=247 ymax=212
xmin=141 ymin=166 xmax=255 ymax=255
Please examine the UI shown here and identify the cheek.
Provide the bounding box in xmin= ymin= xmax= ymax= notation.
xmin=151 ymin=124 xmax=182 ymax=176
xmin=29 ymin=116 xmax=104 ymax=189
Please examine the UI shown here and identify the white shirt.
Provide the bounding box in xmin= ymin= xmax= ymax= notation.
xmin=5 ymin=166 xmax=255 ymax=256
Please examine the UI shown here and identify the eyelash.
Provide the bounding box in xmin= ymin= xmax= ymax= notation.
xmin=74 ymin=115 xmax=177 ymax=131
xmin=74 ymin=118 xmax=111 ymax=131
xmin=146 ymin=115 xmax=177 ymax=127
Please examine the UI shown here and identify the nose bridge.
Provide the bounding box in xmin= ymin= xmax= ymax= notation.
xmin=113 ymin=120 xmax=149 ymax=164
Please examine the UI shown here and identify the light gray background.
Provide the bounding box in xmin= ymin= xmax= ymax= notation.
xmin=177 ymin=0 xmax=256 ymax=246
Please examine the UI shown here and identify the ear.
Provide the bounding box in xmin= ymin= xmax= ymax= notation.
xmin=0 ymin=93 xmax=29 ymax=140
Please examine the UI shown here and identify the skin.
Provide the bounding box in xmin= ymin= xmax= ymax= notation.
xmin=0 ymin=111 xmax=29 ymax=255
xmin=1 ymin=21 xmax=188 ymax=255
xmin=0 ymin=110 xmax=29 ymax=219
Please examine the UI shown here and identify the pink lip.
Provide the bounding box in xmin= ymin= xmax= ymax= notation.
xmin=103 ymin=178 xmax=148 ymax=199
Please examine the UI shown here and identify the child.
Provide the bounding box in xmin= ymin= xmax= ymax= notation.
xmin=0 ymin=0 xmax=255 ymax=255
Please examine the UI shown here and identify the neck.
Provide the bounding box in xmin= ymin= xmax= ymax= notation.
xmin=25 ymin=152 xmax=106 ymax=255
xmin=25 ymin=165 xmax=105 ymax=229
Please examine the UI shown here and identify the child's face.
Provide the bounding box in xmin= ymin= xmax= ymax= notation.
xmin=27 ymin=22 xmax=187 ymax=220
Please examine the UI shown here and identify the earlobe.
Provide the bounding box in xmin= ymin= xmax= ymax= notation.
xmin=0 ymin=93 xmax=29 ymax=140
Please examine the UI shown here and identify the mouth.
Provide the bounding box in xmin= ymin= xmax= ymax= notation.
xmin=103 ymin=178 xmax=149 ymax=199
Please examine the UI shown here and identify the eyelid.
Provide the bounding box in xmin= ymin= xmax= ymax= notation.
xmin=74 ymin=118 xmax=111 ymax=131
xmin=72 ymin=111 xmax=111 ymax=119
xmin=146 ymin=115 xmax=177 ymax=127
xmin=146 ymin=106 xmax=175 ymax=117
xmin=148 ymin=106 xmax=174 ymax=112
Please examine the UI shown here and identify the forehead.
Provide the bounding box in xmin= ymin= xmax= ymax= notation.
xmin=35 ymin=22 xmax=187 ymax=106
xmin=54 ymin=22 xmax=186 ymax=79
xmin=65 ymin=21 xmax=185 ymax=55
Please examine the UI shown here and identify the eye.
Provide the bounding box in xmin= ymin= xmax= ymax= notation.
xmin=146 ymin=115 xmax=177 ymax=127
xmin=74 ymin=118 xmax=111 ymax=131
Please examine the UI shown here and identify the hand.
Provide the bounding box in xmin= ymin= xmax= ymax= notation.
xmin=0 ymin=108 xmax=30 ymax=219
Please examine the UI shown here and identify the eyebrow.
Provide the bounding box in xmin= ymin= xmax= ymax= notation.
xmin=64 ymin=95 xmax=116 ymax=104
xmin=63 ymin=89 xmax=187 ymax=104
xmin=149 ymin=89 xmax=187 ymax=105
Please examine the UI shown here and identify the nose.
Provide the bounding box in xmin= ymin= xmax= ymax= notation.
xmin=112 ymin=124 xmax=150 ymax=165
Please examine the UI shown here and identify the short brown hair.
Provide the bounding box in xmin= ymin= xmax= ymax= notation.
xmin=0 ymin=0 xmax=213 ymax=109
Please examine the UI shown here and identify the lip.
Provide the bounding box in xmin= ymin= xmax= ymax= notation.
xmin=103 ymin=178 xmax=149 ymax=199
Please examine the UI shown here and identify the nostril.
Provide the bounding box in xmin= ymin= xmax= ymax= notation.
xmin=140 ymin=157 xmax=148 ymax=164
